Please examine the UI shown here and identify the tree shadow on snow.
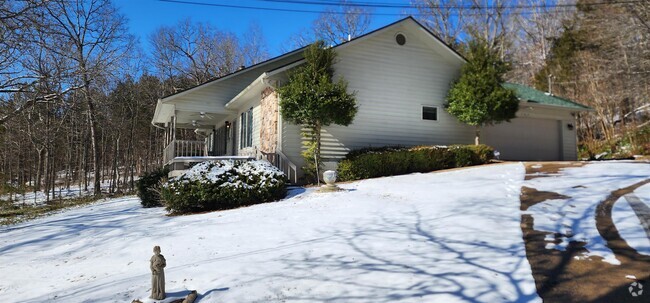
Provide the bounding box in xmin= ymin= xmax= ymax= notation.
xmin=264 ymin=208 xmax=539 ymax=303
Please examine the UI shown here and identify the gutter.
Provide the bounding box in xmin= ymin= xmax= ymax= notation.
xmin=520 ymin=99 xmax=595 ymax=113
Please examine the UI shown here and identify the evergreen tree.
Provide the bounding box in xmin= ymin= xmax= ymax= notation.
xmin=446 ymin=39 xmax=519 ymax=145
xmin=533 ymin=23 xmax=588 ymax=93
xmin=277 ymin=41 xmax=357 ymax=182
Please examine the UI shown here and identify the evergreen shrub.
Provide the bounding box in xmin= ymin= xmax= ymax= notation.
xmin=136 ymin=167 xmax=169 ymax=208
xmin=337 ymin=144 xmax=494 ymax=181
xmin=160 ymin=160 xmax=287 ymax=214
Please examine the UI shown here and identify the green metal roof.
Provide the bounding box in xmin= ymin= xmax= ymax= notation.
xmin=503 ymin=82 xmax=592 ymax=111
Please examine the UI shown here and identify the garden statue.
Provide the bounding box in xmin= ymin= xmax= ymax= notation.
xmin=150 ymin=246 xmax=166 ymax=300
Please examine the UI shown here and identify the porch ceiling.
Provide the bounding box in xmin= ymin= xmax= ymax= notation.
xmin=174 ymin=110 xmax=231 ymax=130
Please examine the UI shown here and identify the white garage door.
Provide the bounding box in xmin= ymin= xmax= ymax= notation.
xmin=482 ymin=118 xmax=561 ymax=161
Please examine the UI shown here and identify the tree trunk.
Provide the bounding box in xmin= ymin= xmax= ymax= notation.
xmin=314 ymin=122 xmax=322 ymax=184
xmin=111 ymin=136 xmax=119 ymax=193
xmin=36 ymin=148 xmax=44 ymax=191
xmin=475 ymin=126 xmax=481 ymax=145
xmin=84 ymin=85 xmax=102 ymax=196
xmin=44 ymin=148 xmax=50 ymax=203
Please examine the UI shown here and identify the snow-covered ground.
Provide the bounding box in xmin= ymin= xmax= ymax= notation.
xmin=523 ymin=162 xmax=650 ymax=264
xmin=1 ymin=180 xmax=124 ymax=206
xmin=613 ymin=194 xmax=650 ymax=255
xmin=0 ymin=163 xmax=540 ymax=303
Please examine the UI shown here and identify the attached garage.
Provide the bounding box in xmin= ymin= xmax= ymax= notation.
xmin=482 ymin=83 xmax=593 ymax=161
xmin=483 ymin=117 xmax=562 ymax=161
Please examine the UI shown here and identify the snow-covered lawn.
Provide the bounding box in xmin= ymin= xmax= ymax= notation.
xmin=3 ymin=162 xmax=648 ymax=302
xmin=1 ymin=180 xmax=118 ymax=206
xmin=0 ymin=163 xmax=540 ymax=302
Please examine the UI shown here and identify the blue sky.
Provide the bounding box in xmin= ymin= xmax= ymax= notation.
xmin=114 ymin=0 xmax=413 ymax=57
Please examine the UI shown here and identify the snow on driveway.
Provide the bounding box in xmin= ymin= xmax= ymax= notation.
xmin=0 ymin=163 xmax=540 ymax=302
xmin=523 ymin=162 xmax=650 ymax=264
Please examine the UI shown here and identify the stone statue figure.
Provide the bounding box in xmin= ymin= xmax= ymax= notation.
xmin=150 ymin=246 xmax=166 ymax=300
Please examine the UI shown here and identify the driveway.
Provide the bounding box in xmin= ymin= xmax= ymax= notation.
xmin=521 ymin=161 xmax=650 ymax=303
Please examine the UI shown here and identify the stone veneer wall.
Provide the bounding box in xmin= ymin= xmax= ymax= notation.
xmin=259 ymin=87 xmax=278 ymax=153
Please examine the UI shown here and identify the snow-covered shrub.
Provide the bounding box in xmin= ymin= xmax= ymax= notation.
xmin=337 ymin=144 xmax=493 ymax=181
xmin=160 ymin=160 xmax=287 ymax=214
xmin=136 ymin=167 xmax=169 ymax=208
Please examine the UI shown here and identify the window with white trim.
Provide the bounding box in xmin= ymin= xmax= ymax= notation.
xmin=239 ymin=108 xmax=253 ymax=148
xmin=422 ymin=106 xmax=438 ymax=121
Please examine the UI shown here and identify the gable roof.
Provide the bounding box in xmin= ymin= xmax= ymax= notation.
xmin=158 ymin=16 xmax=465 ymax=103
xmin=504 ymin=82 xmax=592 ymax=111
xmin=159 ymin=46 xmax=308 ymax=103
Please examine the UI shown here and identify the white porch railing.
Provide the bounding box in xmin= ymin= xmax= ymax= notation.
xmin=262 ymin=150 xmax=298 ymax=184
xmin=163 ymin=140 xmax=208 ymax=164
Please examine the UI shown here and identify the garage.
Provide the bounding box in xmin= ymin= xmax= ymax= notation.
xmin=482 ymin=117 xmax=562 ymax=161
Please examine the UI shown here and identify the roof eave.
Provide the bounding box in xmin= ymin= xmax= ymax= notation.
xmin=522 ymin=100 xmax=594 ymax=112
xmin=224 ymin=73 xmax=268 ymax=109
xmin=159 ymin=47 xmax=308 ymax=103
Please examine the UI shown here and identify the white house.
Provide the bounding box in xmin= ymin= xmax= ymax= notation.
xmin=151 ymin=17 xmax=591 ymax=182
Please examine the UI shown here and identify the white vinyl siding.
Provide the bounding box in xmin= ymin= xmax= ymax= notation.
xmin=275 ymin=21 xmax=579 ymax=173
xmin=281 ymin=23 xmax=474 ymax=169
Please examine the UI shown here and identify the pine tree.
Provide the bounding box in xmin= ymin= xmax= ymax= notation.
xmin=277 ymin=41 xmax=357 ymax=182
xmin=446 ymin=39 xmax=519 ymax=145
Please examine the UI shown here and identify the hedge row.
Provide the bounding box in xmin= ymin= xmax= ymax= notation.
xmin=337 ymin=144 xmax=494 ymax=181
xmin=160 ymin=160 xmax=287 ymax=214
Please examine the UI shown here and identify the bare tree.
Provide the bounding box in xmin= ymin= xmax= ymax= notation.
xmin=412 ymin=0 xmax=469 ymax=47
xmin=414 ymin=0 xmax=523 ymax=57
xmin=507 ymin=0 xmax=575 ymax=84
xmin=313 ymin=0 xmax=372 ymax=45
xmin=242 ymin=22 xmax=270 ymax=66
xmin=43 ymin=0 xmax=133 ymax=196
xmin=150 ymin=19 xmax=257 ymax=89
xmin=284 ymin=0 xmax=373 ymax=51
xmin=0 ymin=0 xmax=82 ymax=125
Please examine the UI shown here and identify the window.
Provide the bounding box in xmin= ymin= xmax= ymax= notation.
xmin=395 ymin=33 xmax=406 ymax=46
xmin=239 ymin=108 xmax=253 ymax=148
xmin=422 ymin=106 xmax=438 ymax=121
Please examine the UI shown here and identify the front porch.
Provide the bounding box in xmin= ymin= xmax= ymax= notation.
xmin=163 ymin=139 xmax=256 ymax=177
xmin=154 ymin=99 xmax=242 ymax=176
xmin=152 ymin=83 xmax=300 ymax=183
xmin=162 ymin=138 xmax=298 ymax=182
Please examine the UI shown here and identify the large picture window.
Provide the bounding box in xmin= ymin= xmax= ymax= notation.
xmin=240 ymin=108 xmax=253 ymax=149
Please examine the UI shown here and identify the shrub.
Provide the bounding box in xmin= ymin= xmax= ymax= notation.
xmin=449 ymin=144 xmax=495 ymax=166
xmin=136 ymin=167 xmax=169 ymax=208
xmin=337 ymin=144 xmax=494 ymax=181
xmin=160 ymin=160 xmax=287 ymax=214
xmin=578 ymin=125 xmax=650 ymax=160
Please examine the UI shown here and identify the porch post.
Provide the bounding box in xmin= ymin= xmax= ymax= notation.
xmin=172 ymin=115 xmax=176 ymax=142
xmin=165 ymin=122 xmax=169 ymax=146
